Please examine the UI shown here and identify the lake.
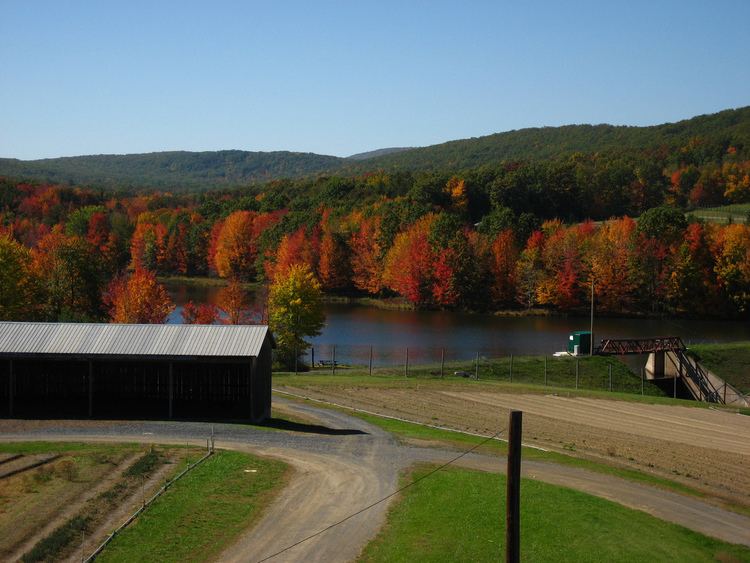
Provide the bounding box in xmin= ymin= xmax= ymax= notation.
xmin=165 ymin=281 xmax=750 ymax=366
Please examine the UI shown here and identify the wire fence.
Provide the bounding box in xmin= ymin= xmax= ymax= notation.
xmin=282 ymin=344 xmax=664 ymax=397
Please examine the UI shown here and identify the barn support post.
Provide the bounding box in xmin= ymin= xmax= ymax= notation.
xmin=673 ymin=370 xmax=677 ymax=399
xmin=168 ymin=362 xmax=174 ymax=420
xmin=8 ymin=359 xmax=13 ymax=418
xmin=88 ymin=361 xmax=94 ymax=418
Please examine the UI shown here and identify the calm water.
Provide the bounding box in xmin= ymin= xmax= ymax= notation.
xmin=165 ymin=282 xmax=750 ymax=365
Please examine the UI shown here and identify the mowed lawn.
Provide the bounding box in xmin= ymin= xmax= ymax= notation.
xmin=690 ymin=342 xmax=750 ymax=395
xmin=360 ymin=466 xmax=750 ymax=563
xmin=97 ymin=450 xmax=288 ymax=563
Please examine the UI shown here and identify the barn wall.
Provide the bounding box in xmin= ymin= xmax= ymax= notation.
xmin=0 ymin=356 xmax=264 ymax=421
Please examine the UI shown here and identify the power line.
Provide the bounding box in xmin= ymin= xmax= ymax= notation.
xmin=255 ymin=426 xmax=507 ymax=562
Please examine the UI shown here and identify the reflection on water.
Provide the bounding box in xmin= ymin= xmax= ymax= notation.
xmin=165 ymin=282 xmax=750 ymax=365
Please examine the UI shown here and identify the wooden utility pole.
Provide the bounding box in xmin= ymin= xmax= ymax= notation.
xmin=590 ymin=279 xmax=595 ymax=356
xmin=506 ymin=410 xmax=522 ymax=563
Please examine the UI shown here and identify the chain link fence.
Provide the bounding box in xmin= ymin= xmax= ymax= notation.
xmin=280 ymin=343 xmax=663 ymax=396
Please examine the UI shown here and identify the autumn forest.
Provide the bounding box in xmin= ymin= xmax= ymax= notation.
xmin=2 ymin=108 xmax=750 ymax=326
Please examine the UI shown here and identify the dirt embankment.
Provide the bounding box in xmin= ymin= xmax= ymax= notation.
xmin=279 ymin=386 xmax=750 ymax=508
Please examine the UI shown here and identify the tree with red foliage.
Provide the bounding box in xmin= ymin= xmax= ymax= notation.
xmin=265 ymin=226 xmax=319 ymax=282
xmin=105 ymin=269 xmax=174 ymax=323
xmin=181 ymin=300 xmax=220 ymax=324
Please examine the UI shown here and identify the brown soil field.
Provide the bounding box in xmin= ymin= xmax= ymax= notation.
xmin=278 ymin=385 xmax=750 ymax=508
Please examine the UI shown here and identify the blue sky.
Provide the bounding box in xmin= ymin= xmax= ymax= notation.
xmin=1 ymin=0 xmax=749 ymax=160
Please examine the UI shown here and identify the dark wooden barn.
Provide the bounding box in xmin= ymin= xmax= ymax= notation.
xmin=0 ymin=322 xmax=274 ymax=422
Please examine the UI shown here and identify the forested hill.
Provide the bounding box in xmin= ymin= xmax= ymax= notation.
xmin=342 ymin=106 xmax=750 ymax=173
xmin=1 ymin=106 xmax=749 ymax=189
xmin=0 ymin=150 xmax=343 ymax=189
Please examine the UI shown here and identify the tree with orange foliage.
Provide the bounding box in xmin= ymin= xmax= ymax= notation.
xmin=265 ymin=226 xmax=318 ymax=282
xmin=216 ymin=278 xmax=254 ymax=324
xmin=586 ymin=217 xmax=638 ymax=313
xmin=213 ymin=211 xmax=256 ymax=279
xmin=445 ymin=177 xmax=468 ymax=215
xmin=181 ymin=300 xmax=220 ymax=324
xmin=105 ymin=269 xmax=174 ymax=323
xmin=349 ymin=216 xmax=384 ymax=294
xmin=383 ymin=214 xmax=436 ymax=306
xmin=490 ymin=229 xmax=518 ymax=306
xmin=711 ymin=224 xmax=750 ymax=313
xmin=318 ymin=228 xmax=349 ymax=291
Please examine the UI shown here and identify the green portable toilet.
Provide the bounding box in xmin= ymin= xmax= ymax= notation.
xmin=567 ymin=331 xmax=592 ymax=355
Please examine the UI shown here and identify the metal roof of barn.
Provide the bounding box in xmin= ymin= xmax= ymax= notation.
xmin=0 ymin=322 xmax=271 ymax=359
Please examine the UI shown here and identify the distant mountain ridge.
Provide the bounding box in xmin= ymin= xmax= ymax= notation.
xmin=1 ymin=106 xmax=748 ymax=189
xmin=346 ymin=147 xmax=415 ymax=161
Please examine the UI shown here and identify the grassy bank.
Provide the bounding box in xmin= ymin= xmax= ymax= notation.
xmin=158 ymin=275 xmax=260 ymax=291
xmin=359 ymin=466 xmax=750 ymax=562
xmin=97 ymin=450 xmax=287 ymax=563
xmin=690 ymin=342 xmax=750 ymax=395
xmin=277 ymin=353 xmax=667 ymax=398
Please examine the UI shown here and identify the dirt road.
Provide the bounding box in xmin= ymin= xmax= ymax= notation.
xmin=1 ymin=394 xmax=750 ymax=561
xmin=280 ymin=386 xmax=750 ymax=508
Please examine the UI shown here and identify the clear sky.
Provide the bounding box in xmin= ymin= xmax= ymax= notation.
xmin=1 ymin=0 xmax=749 ymax=160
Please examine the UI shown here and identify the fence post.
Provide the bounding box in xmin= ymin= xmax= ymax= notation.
xmin=332 ymin=346 xmax=336 ymax=375
xmin=509 ymin=354 xmax=513 ymax=383
xmin=608 ymin=364 xmax=612 ymax=392
xmin=673 ymin=372 xmax=677 ymax=399
xmin=311 ymin=347 xmax=315 ymax=369
xmin=369 ymin=345 xmax=373 ymax=376
xmin=575 ymin=358 xmax=579 ymax=389
xmin=405 ymin=347 xmax=409 ymax=378
xmin=544 ymin=356 xmax=547 ymax=387
xmin=440 ymin=348 xmax=445 ymax=378
xmin=475 ymin=352 xmax=479 ymax=380
xmin=723 ymin=383 xmax=727 ymax=404
xmin=641 ymin=367 xmax=644 ymax=395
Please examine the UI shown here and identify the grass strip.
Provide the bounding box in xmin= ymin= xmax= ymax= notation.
xmin=359 ymin=466 xmax=750 ymax=562
xmin=276 ymin=392 xmax=749 ymax=516
xmin=96 ymin=451 xmax=287 ymax=563
xmin=22 ymin=515 xmax=90 ymax=563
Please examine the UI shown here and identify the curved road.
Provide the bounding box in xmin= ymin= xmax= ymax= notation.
xmin=1 ymin=397 xmax=749 ymax=562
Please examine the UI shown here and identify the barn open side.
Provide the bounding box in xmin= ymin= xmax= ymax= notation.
xmin=0 ymin=322 xmax=273 ymax=422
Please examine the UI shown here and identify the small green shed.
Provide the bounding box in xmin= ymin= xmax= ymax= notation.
xmin=567 ymin=331 xmax=592 ymax=355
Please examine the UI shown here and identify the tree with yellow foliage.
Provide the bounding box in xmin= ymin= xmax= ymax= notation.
xmin=268 ymin=264 xmax=325 ymax=369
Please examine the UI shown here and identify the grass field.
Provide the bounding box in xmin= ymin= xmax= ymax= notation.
xmin=275 ymin=360 xmax=687 ymax=406
xmin=690 ymin=342 xmax=750 ymax=395
xmin=687 ymin=204 xmax=750 ymax=224
xmin=359 ymin=466 xmax=750 ymax=563
xmin=97 ymin=450 xmax=288 ymax=563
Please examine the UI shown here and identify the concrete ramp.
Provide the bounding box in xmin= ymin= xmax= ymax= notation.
xmin=646 ymin=350 xmax=749 ymax=407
